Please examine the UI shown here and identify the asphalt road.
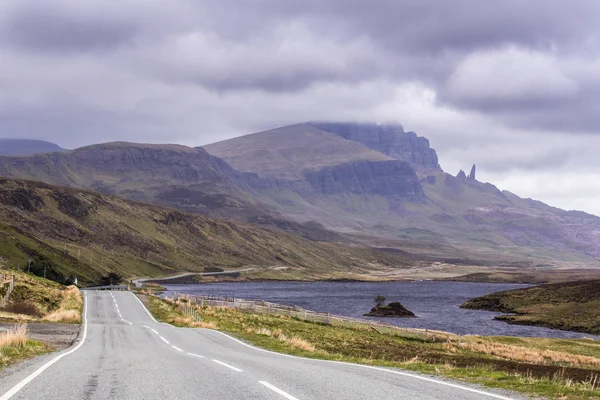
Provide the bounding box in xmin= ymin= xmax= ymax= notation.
xmin=0 ymin=291 xmax=519 ymax=400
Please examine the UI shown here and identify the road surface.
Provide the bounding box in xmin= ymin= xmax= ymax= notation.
xmin=0 ymin=291 xmax=518 ymax=400
xmin=134 ymin=268 xmax=257 ymax=287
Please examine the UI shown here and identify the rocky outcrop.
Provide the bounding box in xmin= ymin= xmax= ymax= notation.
xmin=456 ymin=170 xmax=467 ymax=179
xmin=311 ymin=122 xmax=441 ymax=170
xmin=364 ymin=302 xmax=416 ymax=318
xmin=303 ymin=160 xmax=426 ymax=200
xmin=469 ymin=164 xmax=477 ymax=180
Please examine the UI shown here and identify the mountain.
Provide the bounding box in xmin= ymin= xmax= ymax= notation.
xmin=0 ymin=139 xmax=66 ymax=156
xmin=0 ymin=178 xmax=412 ymax=285
xmin=0 ymin=142 xmax=277 ymax=222
xmin=204 ymin=123 xmax=394 ymax=179
xmin=1 ymin=124 xmax=600 ymax=268
xmin=204 ymin=122 xmax=600 ymax=266
xmin=310 ymin=122 xmax=441 ymax=171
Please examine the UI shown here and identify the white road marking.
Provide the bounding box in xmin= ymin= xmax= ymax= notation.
xmin=206 ymin=331 xmax=515 ymax=400
xmin=187 ymin=353 xmax=205 ymax=359
xmin=131 ymin=291 xmax=514 ymax=399
xmin=172 ymin=346 xmax=184 ymax=352
xmin=211 ymin=359 xmax=243 ymax=372
xmin=0 ymin=293 xmax=89 ymax=400
xmin=259 ymin=381 xmax=299 ymax=400
xmin=160 ymin=336 xmax=170 ymax=344
xmin=151 ymin=328 xmax=158 ymax=335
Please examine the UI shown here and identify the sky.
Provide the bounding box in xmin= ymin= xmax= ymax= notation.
xmin=0 ymin=0 xmax=599 ymax=214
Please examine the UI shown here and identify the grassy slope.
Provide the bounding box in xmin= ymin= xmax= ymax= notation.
xmin=204 ymin=123 xmax=393 ymax=179
xmin=0 ymin=270 xmax=83 ymax=323
xmin=462 ymin=280 xmax=600 ymax=334
xmin=0 ymin=178 xmax=412 ymax=285
xmin=0 ymin=271 xmax=80 ymax=370
xmin=148 ymin=296 xmax=600 ymax=399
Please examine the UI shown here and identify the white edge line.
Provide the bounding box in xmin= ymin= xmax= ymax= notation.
xmin=187 ymin=353 xmax=205 ymax=358
xmin=0 ymin=293 xmax=89 ymax=400
xmin=172 ymin=346 xmax=184 ymax=352
xmin=128 ymin=292 xmax=171 ymax=326
xmin=130 ymin=291 xmax=512 ymax=399
xmin=160 ymin=336 xmax=170 ymax=345
xmin=206 ymin=330 xmax=515 ymax=400
xmin=211 ymin=359 xmax=243 ymax=372
xmin=259 ymin=381 xmax=299 ymax=400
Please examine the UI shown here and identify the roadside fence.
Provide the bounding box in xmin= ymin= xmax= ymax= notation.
xmin=0 ymin=273 xmax=15 ymax=308
xmin=169 ymin=293 xmax=454 ymax=342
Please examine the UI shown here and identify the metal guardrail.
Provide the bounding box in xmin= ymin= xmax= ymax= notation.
xmin=171 ymin=293 xmax=453 ymax=342
xmin=82 ymin=285 xmax=129 ymax=291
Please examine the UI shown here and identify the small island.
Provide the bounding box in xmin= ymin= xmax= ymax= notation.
xmin=364 ymin=296 xmax=416 ymax=318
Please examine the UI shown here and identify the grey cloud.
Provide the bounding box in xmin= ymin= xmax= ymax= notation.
xmin=0 ymin=1 xmax=137 ymax=52
xmin=1 ymin=0 xmax=600 ymax=212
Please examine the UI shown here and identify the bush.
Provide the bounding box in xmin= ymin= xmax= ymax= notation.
xmin=1 ymin=301 xmax=42 ymax=317
xmin=374 ymin=295 xmax=386 ymax=307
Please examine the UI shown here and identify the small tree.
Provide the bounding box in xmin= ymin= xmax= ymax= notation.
xmin=374 ymin=295 xmax=386 ymax=307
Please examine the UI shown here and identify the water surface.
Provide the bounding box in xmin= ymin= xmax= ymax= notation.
xmin=164 ymin=281 xmax=599 ymax=339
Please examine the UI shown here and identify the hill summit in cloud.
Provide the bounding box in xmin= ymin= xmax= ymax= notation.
xmin=0 ymin=138 xmax=66 ymax=156
xmin=1 ymin=122 xmax=600 ymax=270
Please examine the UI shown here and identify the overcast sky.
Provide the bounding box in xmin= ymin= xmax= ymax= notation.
xmin=0 ymin=0 xmax=599 ymax=214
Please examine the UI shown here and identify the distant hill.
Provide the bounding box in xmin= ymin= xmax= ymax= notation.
xmin=0 ymin=139 xmax=65 ymax=156
xmin=1 ymin=125 xmax=600 ymax=268
xmin=203 ymin=122 xmax=600 ymax=266
xmin=0 ymin=178 xmax=411 ymax=285
xmin=204 ymin=123 xmax=393 ymax=179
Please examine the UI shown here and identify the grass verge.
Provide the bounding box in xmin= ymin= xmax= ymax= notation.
xmin=147 ymin=295 xmax=600 ymax=399
xmin=0 ymin=271 xmax=83 ymax=324
xmin=0 ymin=324 xmax=50 ymax=370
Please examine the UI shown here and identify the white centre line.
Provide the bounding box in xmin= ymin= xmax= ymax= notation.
xmin=187 ymin=353 xmax=205 ymax=358
xmin=212 ymin=359 xmax=243 ymax=372
xmin=172 ymin=346 xmax=184 ymax=352
xmin=258 ymin=381 xmax=299 ymax=400
xmin=160 ymin=336 xmax=170 ymax=345
xmin=151 ymin=328 xmax=158 ymax=335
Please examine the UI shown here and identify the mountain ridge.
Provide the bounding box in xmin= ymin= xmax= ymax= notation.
xmin=0 ymin=138 xmax=66 ymax=156
xmin=1 ymin=124 xmax=600 ymax=268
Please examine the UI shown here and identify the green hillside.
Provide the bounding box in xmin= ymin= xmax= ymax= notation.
xmin=0 ymin=178 xmax=412 ymax=285
xmin=462 ymin=280 xmax=600 ymax=334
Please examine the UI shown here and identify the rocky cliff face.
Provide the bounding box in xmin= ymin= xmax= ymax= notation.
xmin=311 ymin=122 xmax=441 ymax=170
xmin=303 ymin=160 xmax=425 ymax=200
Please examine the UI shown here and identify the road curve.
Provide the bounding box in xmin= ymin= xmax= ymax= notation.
xmin=0 ymin=291 xmax=519 ymax=400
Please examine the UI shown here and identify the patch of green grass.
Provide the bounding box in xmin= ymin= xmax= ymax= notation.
xmin=0 ymin=339 xmax=50 ymax=370
xmin=147 ymin=296 xmax=600 ymax=399
xmin=462 ymin=280 xmax=600 ymax=334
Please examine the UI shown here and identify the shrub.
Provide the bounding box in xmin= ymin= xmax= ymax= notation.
xmin=374 ymin=295 xmax=386 ymax=307
xmin=0 ymin=301 xmax=41 ymax=317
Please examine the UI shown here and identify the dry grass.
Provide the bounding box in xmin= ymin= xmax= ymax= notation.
xmin=44 ymin=309 xmax=80 ymax=323
xmin=254 ymin=327 xmax=317 ymax=352
xmin=0 ymin=324 xmax=27 ymax=348
xmin=456 ymin=338 xmax=600 ymax=369
xmin=42 ymin=285 xmax=82 ymax=323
